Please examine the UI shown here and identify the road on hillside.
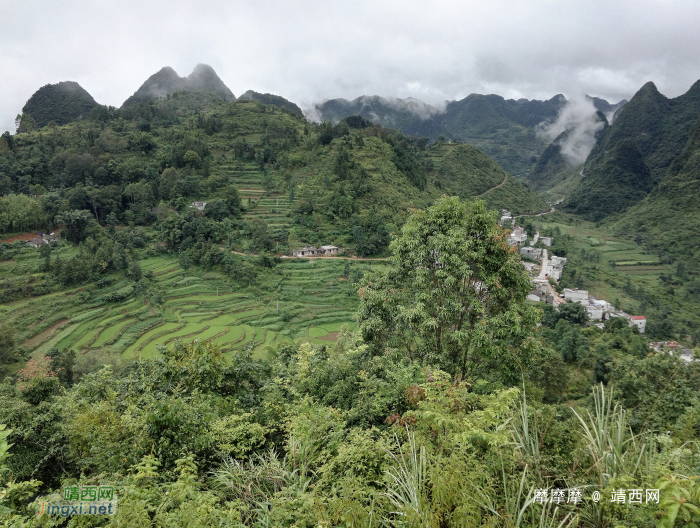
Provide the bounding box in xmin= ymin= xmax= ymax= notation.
xmin=538 ymin=249 xmax=549 ymax=280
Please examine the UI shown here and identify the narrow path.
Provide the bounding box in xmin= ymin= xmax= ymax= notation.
xmin=476 ymin=172 xmax=509 ymax=197
xmin=229 ymin=250 xmax=388 ymax=261
xmin=537 ymin=249 xmax=549 ymax=280
xmin=512 ymin=207 xmax=556 ymax=220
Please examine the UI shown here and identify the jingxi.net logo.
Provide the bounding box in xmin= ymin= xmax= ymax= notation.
xmin=36 ymin=486 xmax=117 ymax=518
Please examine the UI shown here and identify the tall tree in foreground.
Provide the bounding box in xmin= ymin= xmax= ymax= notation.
xmin=357 ymin=196 xmax=538 ymax=383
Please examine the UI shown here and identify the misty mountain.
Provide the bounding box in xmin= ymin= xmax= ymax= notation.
xmin=564 ymin=79 xmax=700 ymax=220
xmin=122 ymin=64 xmax=235 ymax=107
xmin=238 ymin=90 xmax=303 ymax=116
xmin=313 ymin=93 xmax=573 ymax=179
xmin=528 ymin=109 xmax=610 ymax=194
xmin=587 ymin=95 xmax=628 ymax=121
xmin=21 ymin=81 xmax=99 ymax=127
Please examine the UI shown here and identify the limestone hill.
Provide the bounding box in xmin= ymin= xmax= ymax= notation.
xmin=21 ymin=81 xmax=99 ymax=127
xmin=122 ymin=64 xmax=235 ymax=107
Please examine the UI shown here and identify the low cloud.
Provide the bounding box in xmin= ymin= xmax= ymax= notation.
xmin=538 ymin=96 xmax=606 ymax=166
xmin=381 ymin=96 xmax=446 ymax=120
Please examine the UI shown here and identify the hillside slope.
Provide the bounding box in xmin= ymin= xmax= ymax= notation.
xmin=21 ymin=81 xmax=99 ymax=127
xmin=238 ymin=90 xmax=303 ymax=116
xmin=314 ymin=94 xmax=566 ymax=178
xmin=611 ymin=114 xmax=700 ymax=259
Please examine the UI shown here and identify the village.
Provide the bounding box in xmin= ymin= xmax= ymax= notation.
xmin=500 ymin=210 xmax=698 ymax=362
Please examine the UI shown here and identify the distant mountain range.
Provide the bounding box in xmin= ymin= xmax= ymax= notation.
xmin=13 ymin=63 xmax=700 ymax=261
xmin=312 ymin=93 xmax=626 ymax=179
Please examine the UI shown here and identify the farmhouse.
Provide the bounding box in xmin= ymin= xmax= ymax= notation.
xmin=628 ymin=316 xmax=646 ymax=333
xmin=546 ymin=256 xmax=567 ymax=280
xmin=190 ymin=201 xmax=207 ymax=211
xmin=292 ymin=245 xmax=343 ymax=257
xmin=562 ymin=288 xmax=589 ymax=304
xmin=319 ymin=245 xmax=341 ymax=255
xmin=26 ymin=233 xmax=57 ymax=248
xmin=293 ymin=246 xmax=318 ymax=257
xmin=583 ymin=301 xmax=605 ymax=321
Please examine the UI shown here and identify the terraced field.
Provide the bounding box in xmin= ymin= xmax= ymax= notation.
xmin=12 ymin=254 xmax=374 ymax=364
xmin=215 ymin=163 xmax=294 ymax=241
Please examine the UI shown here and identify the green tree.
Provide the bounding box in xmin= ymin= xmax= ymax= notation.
xmin=55 ymin=209 xmax=96 ymax=244
xmin=287 ymin=227 xmax=299 ymax=254
xmin=357 ymin=197 xmax=538 ymax=381
xmin=179 ymin=253 xmax=192 ymax=277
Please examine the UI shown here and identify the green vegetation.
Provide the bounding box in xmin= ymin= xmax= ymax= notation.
xmin=238 ymin=90 xmax=304 ymax=116
xmin=610 ymin=113 xmax=700 ymax=262
xmin=0 ymin=88 xmax=546 ymax=262
xmin=2 ymin=71 xmax=700 ymax=526
xmin=1 ymin=199 xmax=699 ymax=527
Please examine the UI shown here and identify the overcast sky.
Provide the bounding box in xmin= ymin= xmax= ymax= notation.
xmin=2 ymin=0 xmax=700 ymax=132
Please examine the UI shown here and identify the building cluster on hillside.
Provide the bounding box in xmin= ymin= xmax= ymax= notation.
xmin=26 ymin=233 xmax=57 ymax=248
xmin=559 ymin=287 xmax=647 ymax=332
xmin=292 ymin=245 xmax=342 ymax=257
xmin=649 ymin=341 xmax=696 ymax=363
xmin=516 ymin=227 xmax=649 ymax=333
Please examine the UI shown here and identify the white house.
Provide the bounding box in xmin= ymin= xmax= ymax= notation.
xmin=563 ymin=288 xmax=589 ymax=304
xmin=293 ymin=245 xmax=343 ymax=257
xmin=190 ymin=201 xmax=207 ymax=211
xmin=319 ymin=245 xmax=341 ymax=255
xmin=508 ymin=226 xmax=528 ymax=246
xmin=520 ymin=246 xmax=543 ymax=260
xmin=293 ymin=246 xmax=318 ymax=257
xmin=629 ymin=316 xmax=646 ymax=333
xmin=584 ymin=301 xmax=605 ymax=321
xmin=540 ymin=237 xmax=553 ymax=247
xmin=26 ymin=233 xmax=56 ymax=248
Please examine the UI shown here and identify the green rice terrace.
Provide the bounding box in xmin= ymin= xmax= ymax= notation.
xmin=1 ymin=252 xmax=376 ymax=370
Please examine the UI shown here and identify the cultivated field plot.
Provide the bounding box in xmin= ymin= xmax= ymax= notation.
xmin=10 ymin=254 xmax=376 ymax=364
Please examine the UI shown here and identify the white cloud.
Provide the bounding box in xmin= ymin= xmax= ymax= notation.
xmin=1 ymin=0 xmax=700 ymax=133
xmin=538 ymin=96 xmax=606 ymax=166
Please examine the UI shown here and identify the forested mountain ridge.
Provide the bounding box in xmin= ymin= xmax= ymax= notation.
xmin=314 ymin=93 xmax=627 ymax=183
xmin=314 ymin=93 xmax=567 ymax=178
xmin=565 ymin=79 xmax=700 ymax=220
xmin=0 ymin=90 xmax=546 ymax=261
xmin=122 ymin=64 xmax=236 ymax=107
